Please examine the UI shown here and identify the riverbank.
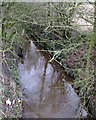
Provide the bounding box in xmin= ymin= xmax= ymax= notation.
xmin=1 ymin=45 xmax=22 ymax=118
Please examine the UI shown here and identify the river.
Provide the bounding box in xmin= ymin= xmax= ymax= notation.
xmin=18 ymin=36 xmax=87 ymax=118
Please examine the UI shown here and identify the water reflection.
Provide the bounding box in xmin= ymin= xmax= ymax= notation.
xmin=18 ymin=38 xmax=87 ymax=118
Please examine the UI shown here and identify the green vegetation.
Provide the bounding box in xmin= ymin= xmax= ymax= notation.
xmin=0 ymin=1 xmax=95 ymax=118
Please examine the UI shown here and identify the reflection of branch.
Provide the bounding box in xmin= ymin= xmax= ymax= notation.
xmin=39 ymin=62 xmax=48 ymax=108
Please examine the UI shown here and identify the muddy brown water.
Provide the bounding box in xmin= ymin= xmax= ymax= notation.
xmin=18 ymin=37 xmax=87 ymax=118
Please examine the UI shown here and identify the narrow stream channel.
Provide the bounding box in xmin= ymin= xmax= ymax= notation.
xmin=18 ymin=36 xmax=87 ymax=118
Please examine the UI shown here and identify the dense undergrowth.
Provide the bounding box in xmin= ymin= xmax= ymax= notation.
xmin=1 ymin=2 xmax=96 ymax=118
